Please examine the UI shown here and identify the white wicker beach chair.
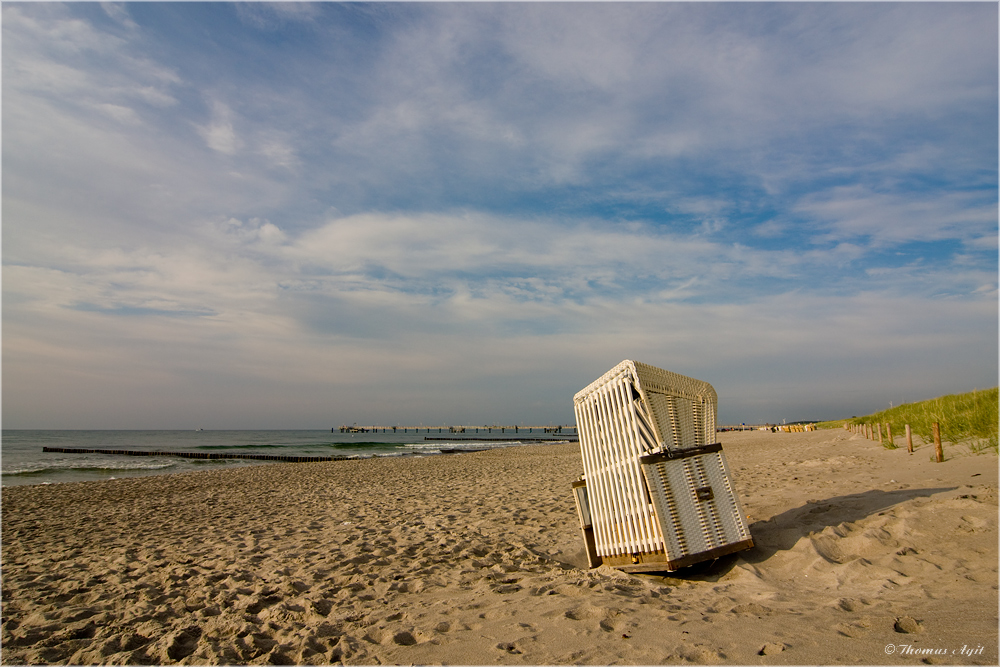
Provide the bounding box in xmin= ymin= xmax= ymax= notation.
xmin=572 ymin=360 xmax=753 ymax=572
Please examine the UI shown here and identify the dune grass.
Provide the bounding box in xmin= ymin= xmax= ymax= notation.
xmin=816 ymin=387 xmax=998 ymax=454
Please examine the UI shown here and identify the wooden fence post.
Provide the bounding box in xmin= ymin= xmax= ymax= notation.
xmin=905 ymin=424 xmax=913 ymax=454
xmin=932 ymin=422 xmax=943 ymax=462
xmin=878 ymin=423 xmax=883 ymax=444
xmin=886 ymin=423 xmax=894 ymax=448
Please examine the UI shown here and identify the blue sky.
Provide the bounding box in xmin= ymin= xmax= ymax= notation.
xmin=3 ymin=2 xmax=997 ymax=429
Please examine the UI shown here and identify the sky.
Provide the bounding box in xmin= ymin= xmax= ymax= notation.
xmin=3 ymin=2 xmax=997 ymax=429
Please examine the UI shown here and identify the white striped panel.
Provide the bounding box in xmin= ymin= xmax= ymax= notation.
xmin=588 ymin=390 xmax=627 ymax=554
xmin=640 ymin=461 xmax=689 ymax=558
xmin=706 ymin=451 xmax=751 ymax=542
xmin=609 ymin=376 xmax=660 ymax=552
xmin=597 ymin=382 xmax=643 ymax=554
xmin=575 ymin=370 xmax=666 ymax=557
xmin=594 ymin=385 xmax=633 ymax=552
xmin=578 ymin=395 xmax=619 ymax=554
xmin=641 ymin=451 xmax=750 ymax=561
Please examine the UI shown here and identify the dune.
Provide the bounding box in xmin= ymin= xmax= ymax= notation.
xmin=2 ymin=428 xmax=996 ymax=664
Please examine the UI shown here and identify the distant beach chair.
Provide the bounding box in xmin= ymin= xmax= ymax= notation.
xmin=571 ymin=360 xmax=753 ymax=572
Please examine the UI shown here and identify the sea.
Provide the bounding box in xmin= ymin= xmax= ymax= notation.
xmin=1 ymin=429 xmax=576 ymax=488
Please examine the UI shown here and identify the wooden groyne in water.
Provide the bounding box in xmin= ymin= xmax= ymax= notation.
xmin=42 ymin=447 xmax=353 ymax=463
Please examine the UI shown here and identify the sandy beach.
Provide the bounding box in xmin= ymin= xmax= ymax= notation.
xmin=2 ymin=428 xmax=996 ymax=665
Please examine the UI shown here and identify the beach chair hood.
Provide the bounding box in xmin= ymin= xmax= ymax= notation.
xmin=573 ymin=359 xmax=718 ymax=454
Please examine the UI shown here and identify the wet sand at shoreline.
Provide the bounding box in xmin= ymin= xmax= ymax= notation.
xmin=2 ymin=429 xmax=996 ymax=665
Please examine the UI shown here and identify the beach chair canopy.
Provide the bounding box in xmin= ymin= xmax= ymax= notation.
xmin=573 ymin=359 xmax=717 ymax=454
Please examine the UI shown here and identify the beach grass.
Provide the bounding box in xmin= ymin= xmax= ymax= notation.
xmin=816 ymin=387 xmax=998 ymax=454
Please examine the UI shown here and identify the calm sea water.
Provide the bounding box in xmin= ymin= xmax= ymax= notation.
xmin=2 ymin=430 xmax=573 ymax=487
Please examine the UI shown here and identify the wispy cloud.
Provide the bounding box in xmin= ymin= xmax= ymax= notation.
xmin=3 ymin=2 xmax=996 ymax=428
xmin=794 ymin=186 xmax=997 ymax=247
xmin=197 ymin=100 xmax=241 ymax=155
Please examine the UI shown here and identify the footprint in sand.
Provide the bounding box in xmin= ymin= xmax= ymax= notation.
xmin=163 ymin=626 xmax=202 ymax=661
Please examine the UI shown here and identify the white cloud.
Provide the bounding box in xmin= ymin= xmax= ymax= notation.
xmin=5 ymin=237 xmax=995 ymax=427
xmin=234 ymin=2 xmax=322 ymax=30
xmin=793 ymin=186 xmax=997 ymax=246
xmin=94 ymin=102 xmax=141 ymax=125
xmin=4 ymin=4 xmax=180 ymax=111
xmin=3 ymin=3 xmax=994 ymax=428
xmin=198 ymin=100 xmax=241 ymax=155
xmin=4 ymin=4 xmax=124 ymax=56
xmin=101 ymin=3 xmax=138 ymax=31
xmin=258 ymin=135 xmax=299 ymax=170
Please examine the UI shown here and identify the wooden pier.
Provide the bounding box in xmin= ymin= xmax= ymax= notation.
xmin=336 ymin=424 xmax=577 ymax=435
xmin=425 ymin=436 xmax=573 ymax=443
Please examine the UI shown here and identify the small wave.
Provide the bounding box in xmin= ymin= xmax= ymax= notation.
xmin=193 ymin=443 xmax=289 ymax=450
xmin=330 ymin=442 xmax=407 ymax=450
xmin=2 ymin=460 xmax=177 ymax=476
xmin=414 ymin=440 xmax=517 ymax=448
xmin=406 ymin=442 xmax=485 ymax=450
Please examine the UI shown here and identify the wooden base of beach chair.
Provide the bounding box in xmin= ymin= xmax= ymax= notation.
xmin=601 ymin=538 xmax=755 ymax=573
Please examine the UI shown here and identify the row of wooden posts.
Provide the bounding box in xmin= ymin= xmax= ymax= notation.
xmin=844 ymin=421 xmax=945 ymax=462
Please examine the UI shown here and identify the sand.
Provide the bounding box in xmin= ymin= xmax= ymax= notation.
xmin=2 ymin=429 xmax=996 ymax=665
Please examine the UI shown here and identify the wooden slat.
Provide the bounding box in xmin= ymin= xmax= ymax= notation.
xmin=580 ymin=393 xmax=621 ymax=554
xmin=612 ymin=375 xmax=660 ymax=551
xmin=595 ymin=384 xmax=635 ymax=553
xmin=603 ymin=381 xmax=637 ymax=552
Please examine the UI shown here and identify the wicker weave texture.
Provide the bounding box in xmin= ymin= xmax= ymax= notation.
xmin=574 ymin=360 xmax=717 ymax=453
xmin=632 ymin=361 xmax=717 ymax=450
xmin=640 ymin=452 xmax=751 ymax=558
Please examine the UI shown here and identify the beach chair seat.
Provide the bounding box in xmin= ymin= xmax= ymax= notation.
xmin=572 ymin=360 xmax=753 ymax=572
